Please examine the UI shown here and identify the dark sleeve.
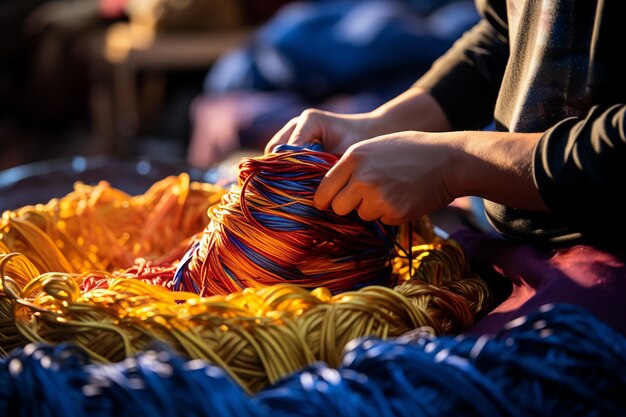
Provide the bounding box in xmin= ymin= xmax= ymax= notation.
xmin=413 ymin=0 xmax=509 ymax=130
xmin=533 ymin=104 xmax=626 ymax=233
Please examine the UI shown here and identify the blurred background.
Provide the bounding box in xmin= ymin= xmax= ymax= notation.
xmin=0 ymin=0 xmax=479 ymax=207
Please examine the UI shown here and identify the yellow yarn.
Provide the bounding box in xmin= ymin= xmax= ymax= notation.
xmin=0 ymin=174 xmax=490 ymax=392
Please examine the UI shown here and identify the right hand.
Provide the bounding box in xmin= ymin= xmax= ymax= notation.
xmin=264 ymin=108 xmax=378 ymax=154
xmin=312 ymin=132 xmax=459 ymax=225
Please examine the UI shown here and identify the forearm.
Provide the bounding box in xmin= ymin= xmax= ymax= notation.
xmin=414 ymin=18 xmax=509 ymax=130
xmin=368 ymin=17 xmax=508 ymax=137
xmin=448 ymin=130 xmax=549 ymax=212
xmin=368 ymin=87 xmax=452 ymax=135
xmin=533 ymin=105 xmax=626 ymax=230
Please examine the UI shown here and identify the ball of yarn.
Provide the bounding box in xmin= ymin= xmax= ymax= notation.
xmin=174 ymin=144 xmax=398 ymax=296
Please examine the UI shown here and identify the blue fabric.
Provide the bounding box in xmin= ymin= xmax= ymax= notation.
xmin=206 ymin=0 xmax=479 ymax=101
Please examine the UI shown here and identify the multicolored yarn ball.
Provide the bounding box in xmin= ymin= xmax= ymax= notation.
xmin=173 ymin=144 xmax=399 ymax=296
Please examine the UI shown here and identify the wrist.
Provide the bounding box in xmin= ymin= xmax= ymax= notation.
xmin=454 ymin=131 xmax=548 ymax=211
xmin=438 ymin=132 xmax=470 ymax=199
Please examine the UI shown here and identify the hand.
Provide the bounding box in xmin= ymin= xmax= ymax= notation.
xmin=264 ymin=109 xmax=378 ymax=154
xmin=264 ymin=88 xmax=452 ymax=155
xmin=187 ymin=95 xmax=241 ymax=168
xmin=314 ymin=132 xmax=460 ymax=225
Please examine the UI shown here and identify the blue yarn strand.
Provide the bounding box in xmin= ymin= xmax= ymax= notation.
xmin=1 ymin=305 xmax=624 ymax=417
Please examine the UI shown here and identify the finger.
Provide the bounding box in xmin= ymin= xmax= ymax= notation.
xmin=265 ymin=118 xmax=298 ymax=154
xmin=379 ymin=214 xmax=405 ymax=226
xmin=332 ymin=185 xmax=363 ymax=216
xmin=357 ymin=203 xmax=383 ymax=222
xmin=314 ymin=159 xmax=354 ymax=210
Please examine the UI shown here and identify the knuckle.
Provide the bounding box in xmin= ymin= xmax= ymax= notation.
xmin=343 ymin=146 xmax=363 ymax=164
xmin=300 ymin=108 xmax=320 ymax=119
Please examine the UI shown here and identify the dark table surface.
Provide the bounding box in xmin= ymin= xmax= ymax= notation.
xmin=0 ymin=156 xmax=221 ymax=212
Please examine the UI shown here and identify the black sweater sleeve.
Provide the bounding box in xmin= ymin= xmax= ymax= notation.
xmin=533 ymin=104 xmax=626 ymax=234
xmin=413 ymin=0 xmax=509 ymax=130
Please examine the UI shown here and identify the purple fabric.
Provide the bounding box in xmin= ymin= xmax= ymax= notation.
xmin=453 ymin=227 xmax=626 ymax=336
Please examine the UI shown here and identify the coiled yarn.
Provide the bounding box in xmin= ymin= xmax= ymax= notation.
xmin=0 ymin=304 xmax=623 ymax=417
xmin=174 ymin=144 xmax=398 ymax=296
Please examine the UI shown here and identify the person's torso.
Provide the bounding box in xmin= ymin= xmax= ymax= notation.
xmin=495 ymin=0 xmax=597 ymax=133
xmin=484 ymin=0 xmax=620 ymax=244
